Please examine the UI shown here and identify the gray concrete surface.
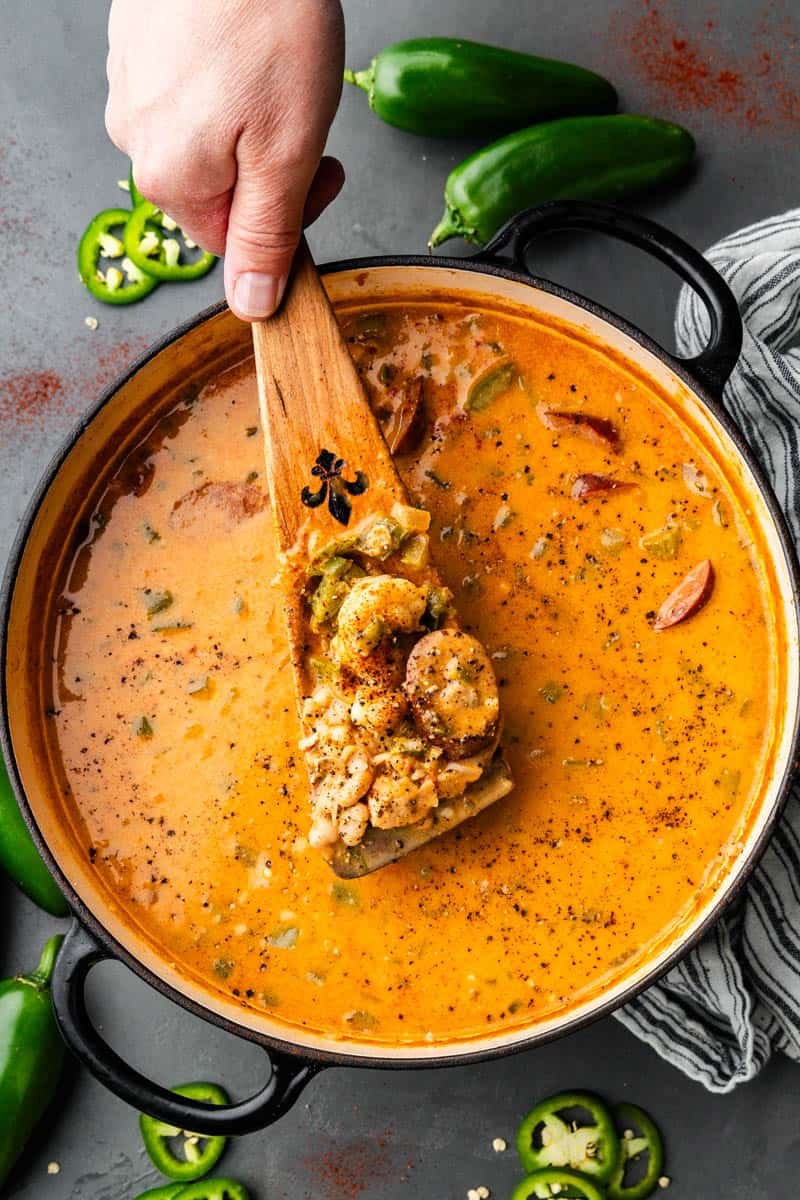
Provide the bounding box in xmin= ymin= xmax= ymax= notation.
xmin=2 ymin=1 xmax=799 ymax=1196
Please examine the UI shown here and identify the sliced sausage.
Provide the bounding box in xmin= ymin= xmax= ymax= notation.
xmin=653 ymin=560 xmax=715 ymax=631
xmin=380 ymin=376 xmax=426 ymax=455
xmin=571 ymin=473 xmax=635 ymax=499
xmin=404 ymin=629 xmax=500 ymax=759
xmin=170 ymin=481 xmax=266 ymax=532
xmin=541 ymin=410 xmax=621 ymax=453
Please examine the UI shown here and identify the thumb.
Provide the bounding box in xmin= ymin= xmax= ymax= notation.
xmin=224 ymin=148 xmax=315 ymax=322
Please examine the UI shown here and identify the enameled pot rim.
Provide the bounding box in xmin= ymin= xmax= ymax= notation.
xmin=2 ymin=246 xmax=799 ymax=1073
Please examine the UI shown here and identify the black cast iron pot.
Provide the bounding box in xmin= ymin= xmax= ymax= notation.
xmin=3 ymin=202 xmax=799 ymax=1135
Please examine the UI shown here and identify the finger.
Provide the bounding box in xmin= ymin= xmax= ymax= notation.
xmin=126 ymin=151 xmax=234 ymax=258
xmin=149 ymin=191 xmax=231 ymax=259
xmin=223 ymin=135 xmax=323 ymax=322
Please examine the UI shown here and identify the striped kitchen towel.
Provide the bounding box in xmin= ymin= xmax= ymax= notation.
xmin=615 ymin=209 xmax=800 ymax=1092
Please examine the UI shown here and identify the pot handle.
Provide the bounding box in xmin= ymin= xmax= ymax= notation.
xmin=51 ymin=920 xmax=322 ymax=1135
xmin=474 ymin=201 xmax=743 ymax=401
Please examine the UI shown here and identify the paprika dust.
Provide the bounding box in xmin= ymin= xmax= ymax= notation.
xmin=0 ymin=370 xmax=68 ymax=437
xmin=304 ymin=1129 xmax=415 ymax=1200
xmin=0 ymin=338 xmax=148 ymax=443
xmin=606 ymin=0 xmax=799 ymax=131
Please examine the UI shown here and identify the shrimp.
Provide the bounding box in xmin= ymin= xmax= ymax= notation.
xmin=333 ymin=575 xmax=428 ymax=664
xmin=338 ymin=802 xmax=370 ymax=846
xmin=367 ymin=755 xmax=438 ymax=829
xmin=350 ymin=685 xmax=408 ymax=736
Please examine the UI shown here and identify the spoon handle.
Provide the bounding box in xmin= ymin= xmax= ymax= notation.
xmin=252 ymin=240 xmax=404 ymax=554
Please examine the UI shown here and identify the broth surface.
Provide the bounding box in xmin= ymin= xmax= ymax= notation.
xmin=50 ymin=299 xmax=780 ymax=1046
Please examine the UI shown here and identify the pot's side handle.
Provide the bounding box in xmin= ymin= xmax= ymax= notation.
xmin=51 ymin=920 xmax=322 ymax=1135
xmin=474 ymin=201 xmax=743 ymax=401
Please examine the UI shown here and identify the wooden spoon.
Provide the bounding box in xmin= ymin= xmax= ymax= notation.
xmin=251 ymin=241 xmax=513 ymax=877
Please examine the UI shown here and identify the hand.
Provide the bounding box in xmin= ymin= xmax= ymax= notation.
xmin=105 ymin=0 xmax=345 ymax=319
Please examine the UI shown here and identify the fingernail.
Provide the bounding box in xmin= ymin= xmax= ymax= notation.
xmin=233 ymin=272 xmax=286 ymax=319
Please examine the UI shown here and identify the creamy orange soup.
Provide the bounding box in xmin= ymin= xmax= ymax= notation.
xmin=49 ymin=298 xmax=780 ymax=1046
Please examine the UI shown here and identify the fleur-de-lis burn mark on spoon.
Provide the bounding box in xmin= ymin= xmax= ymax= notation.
xmin=301 ymin=449 xmax=369 ymax=527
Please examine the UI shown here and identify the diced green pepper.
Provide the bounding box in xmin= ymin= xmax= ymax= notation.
xmin=142 ymin=588 xmax=173 ymax=616
xmin=466 ymin=361 xmax=518 ymax=412
xmin=309 ymin=557 xmax=358 ymax=630
xmin=539 ymin=681 xmax=564 ymax=704
xmin=423 ymin=585 xmax=452 ymax=630
xmin=308 ymin=655 xmax=339 ymax=683
xmin=400 ymin=533 xmax=429 ymax=568
xmin=359 ymin=615 xmax=385 ymax=653
xmin=640 ymin=525 xmax=682 ymax=560
xmin=344 ymin=1009 xmax=378 ymax=1031
xmin=349 ymin=312 xmax=388 ymax=341
xmin=356 ymin=516 xmax=406 ymax=559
